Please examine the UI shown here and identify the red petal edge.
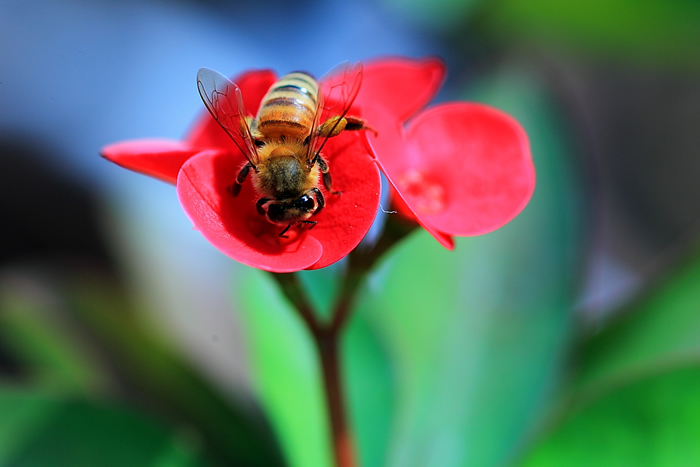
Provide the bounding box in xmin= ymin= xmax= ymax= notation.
xmin=101 ymin=139 xmax=197 ymax=185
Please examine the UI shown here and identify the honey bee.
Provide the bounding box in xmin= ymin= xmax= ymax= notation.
xmin=196 ymin=63 xmax=373 ymax=237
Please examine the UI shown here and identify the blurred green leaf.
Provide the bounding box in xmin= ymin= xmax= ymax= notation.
xmin=344 ymin=312 xmax=395 ymax=467
xmin=236 ymin=270 xmax=331 ymax=467
xmin=572 ymin=246 xmax=700 ymax=402
xmin=297 ymin=262 xmax=345 ymax=321
xmin=66 ymin=274 xmax=285 ymax=467
xmin=522 ymin=366 xmax=700 ymax=466
xmin=0 ymin=271 xmax=283 ymax=467
xmin=0 ymin=390 xmax=60 ymax=464
xmin=478 ymin=0 xmax=700 ymax=69
xmin=0 ymin=389 xmax=202 ymax=467
xmin=0 ymin=280 xmax=108 ymax=394
xmin=521 ymin=244 xmax=700 ymax=464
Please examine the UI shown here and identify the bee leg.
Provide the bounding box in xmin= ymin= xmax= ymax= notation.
xmin=323 ymin=172 xmax=341 ymax=196
xmin=311 ymin=187 xmax=325 ymax=212
xmin=302 ymin=220 xmax=318 ymax=230
xmin=317 ymin=116 xmax=347 ymax=138
xmin=314 ymin=155 xmax=341 ymax=195
xmin=256 ymin=197 xmax=271 ymax=216
xmin=279 ymin=224 xmax=292 ymax=238
xmin=228 ymin=162 xmax=254 ymax=197
xmin=344 ymin=116 xmax=378 ymax=136
xmin=317 ymin=116 xmax=377 ymax=138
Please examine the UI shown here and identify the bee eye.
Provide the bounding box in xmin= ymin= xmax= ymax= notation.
xmin=298 ymin=195 xmax=315 ymax=210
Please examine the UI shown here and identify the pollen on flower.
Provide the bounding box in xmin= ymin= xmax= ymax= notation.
xmin=397 ymin=169 xmax=447 ymax=215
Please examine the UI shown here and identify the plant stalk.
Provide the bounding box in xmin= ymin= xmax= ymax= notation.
xmin=315 ymin=328 xmax=354 ymax=467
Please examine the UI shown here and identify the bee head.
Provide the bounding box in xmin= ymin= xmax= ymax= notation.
xmin=265 ymin=193 xmax=317 ymax=226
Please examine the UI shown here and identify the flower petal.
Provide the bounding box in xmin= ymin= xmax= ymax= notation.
xmin=305 ymin=132 xmax=382 ymax=269
xmin=369 ymin=103 xmax=534 ymax=238
xmin=187 ymin=69 xmax=277 ymax=150
xmin=387 ymin=184 xmax=456 ymax=250
xmin=177 ymin=150 xmax=323 ymax=272
xmin=101 ymin=138 xmax=197 ymax=184
xmin=359 ymin=57 xmax=446 ymax=124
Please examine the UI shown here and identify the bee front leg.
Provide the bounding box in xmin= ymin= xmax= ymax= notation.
xmin=314 ymin=156 xmax=341 ymax=195
xmin=228 ymin=162 xmax=254 ymax=197
xmin=311 ymin=187 xmax=325 ymax=212
xmin=256 ymin=197 xmax=271 ymax=216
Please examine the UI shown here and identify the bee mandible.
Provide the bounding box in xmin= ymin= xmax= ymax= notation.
xmin=196 ymin=63 xmax=374 ymax=237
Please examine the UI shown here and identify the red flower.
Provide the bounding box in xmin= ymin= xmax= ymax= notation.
xmin=356 ymin=58 xmax=535 ymax=249
xmin=103 ymin=58 xmax=533 ymax=270
xmin=102 ymin=70 xmax=381 ymax=272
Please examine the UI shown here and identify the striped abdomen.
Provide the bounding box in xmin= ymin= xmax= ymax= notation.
xmin=256 ymin=72 xmax=319 ymax=140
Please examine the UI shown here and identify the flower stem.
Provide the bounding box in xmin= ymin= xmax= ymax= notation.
xmin=316 ymin=327 xmax=354 ymax=467
xmin=273 ymin=217 xmax=417 ymax=467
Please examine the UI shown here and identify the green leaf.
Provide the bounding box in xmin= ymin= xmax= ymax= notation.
xmin=520 ymin=236 xmax=700 ymax=464
xmin=478 ymin=0 xmax=700 ymax=69
xmin=0 ymin=280 xmax=108 ymax=394
xmin=0 ymin=271 xmax=284 ymax=466
xmin=235 ymin=269 xmax=332 ymax=467
xmin=344 ymin=312 xmax=395 ymax=467
xmin=0 ymin=390 xmax=61 ymax=464
xmin=297 ymin=261 xmax=345 ymax=321
xmin=573 ymin=246 xmax=700 ymax=403
xmin=66 ymin=274 xmax=284 ymax=467
xmin=0 ymin=389 xmax=202 ymax=467
xmin=522 ymin=366 xmax=700 ymax=466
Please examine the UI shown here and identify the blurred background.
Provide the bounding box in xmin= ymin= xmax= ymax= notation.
xmin=1 ymin=0 xmax=700 ymax=465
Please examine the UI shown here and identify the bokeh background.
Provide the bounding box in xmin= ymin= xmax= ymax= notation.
xmin=2 ymin=0 xmax=700 ymax=465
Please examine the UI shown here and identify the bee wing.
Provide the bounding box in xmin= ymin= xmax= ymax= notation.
xmin=306 ymin=61 xmax=363 ymax=165
xmin=197 ymin=68 xmax=260 ymax=167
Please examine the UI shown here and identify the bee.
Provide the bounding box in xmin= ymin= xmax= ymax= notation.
xmin=196 ymin=63 xmax=373 ymax=237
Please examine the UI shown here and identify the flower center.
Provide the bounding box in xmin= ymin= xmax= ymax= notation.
xmin=396 ymin=169 xmax=446 ymax=215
